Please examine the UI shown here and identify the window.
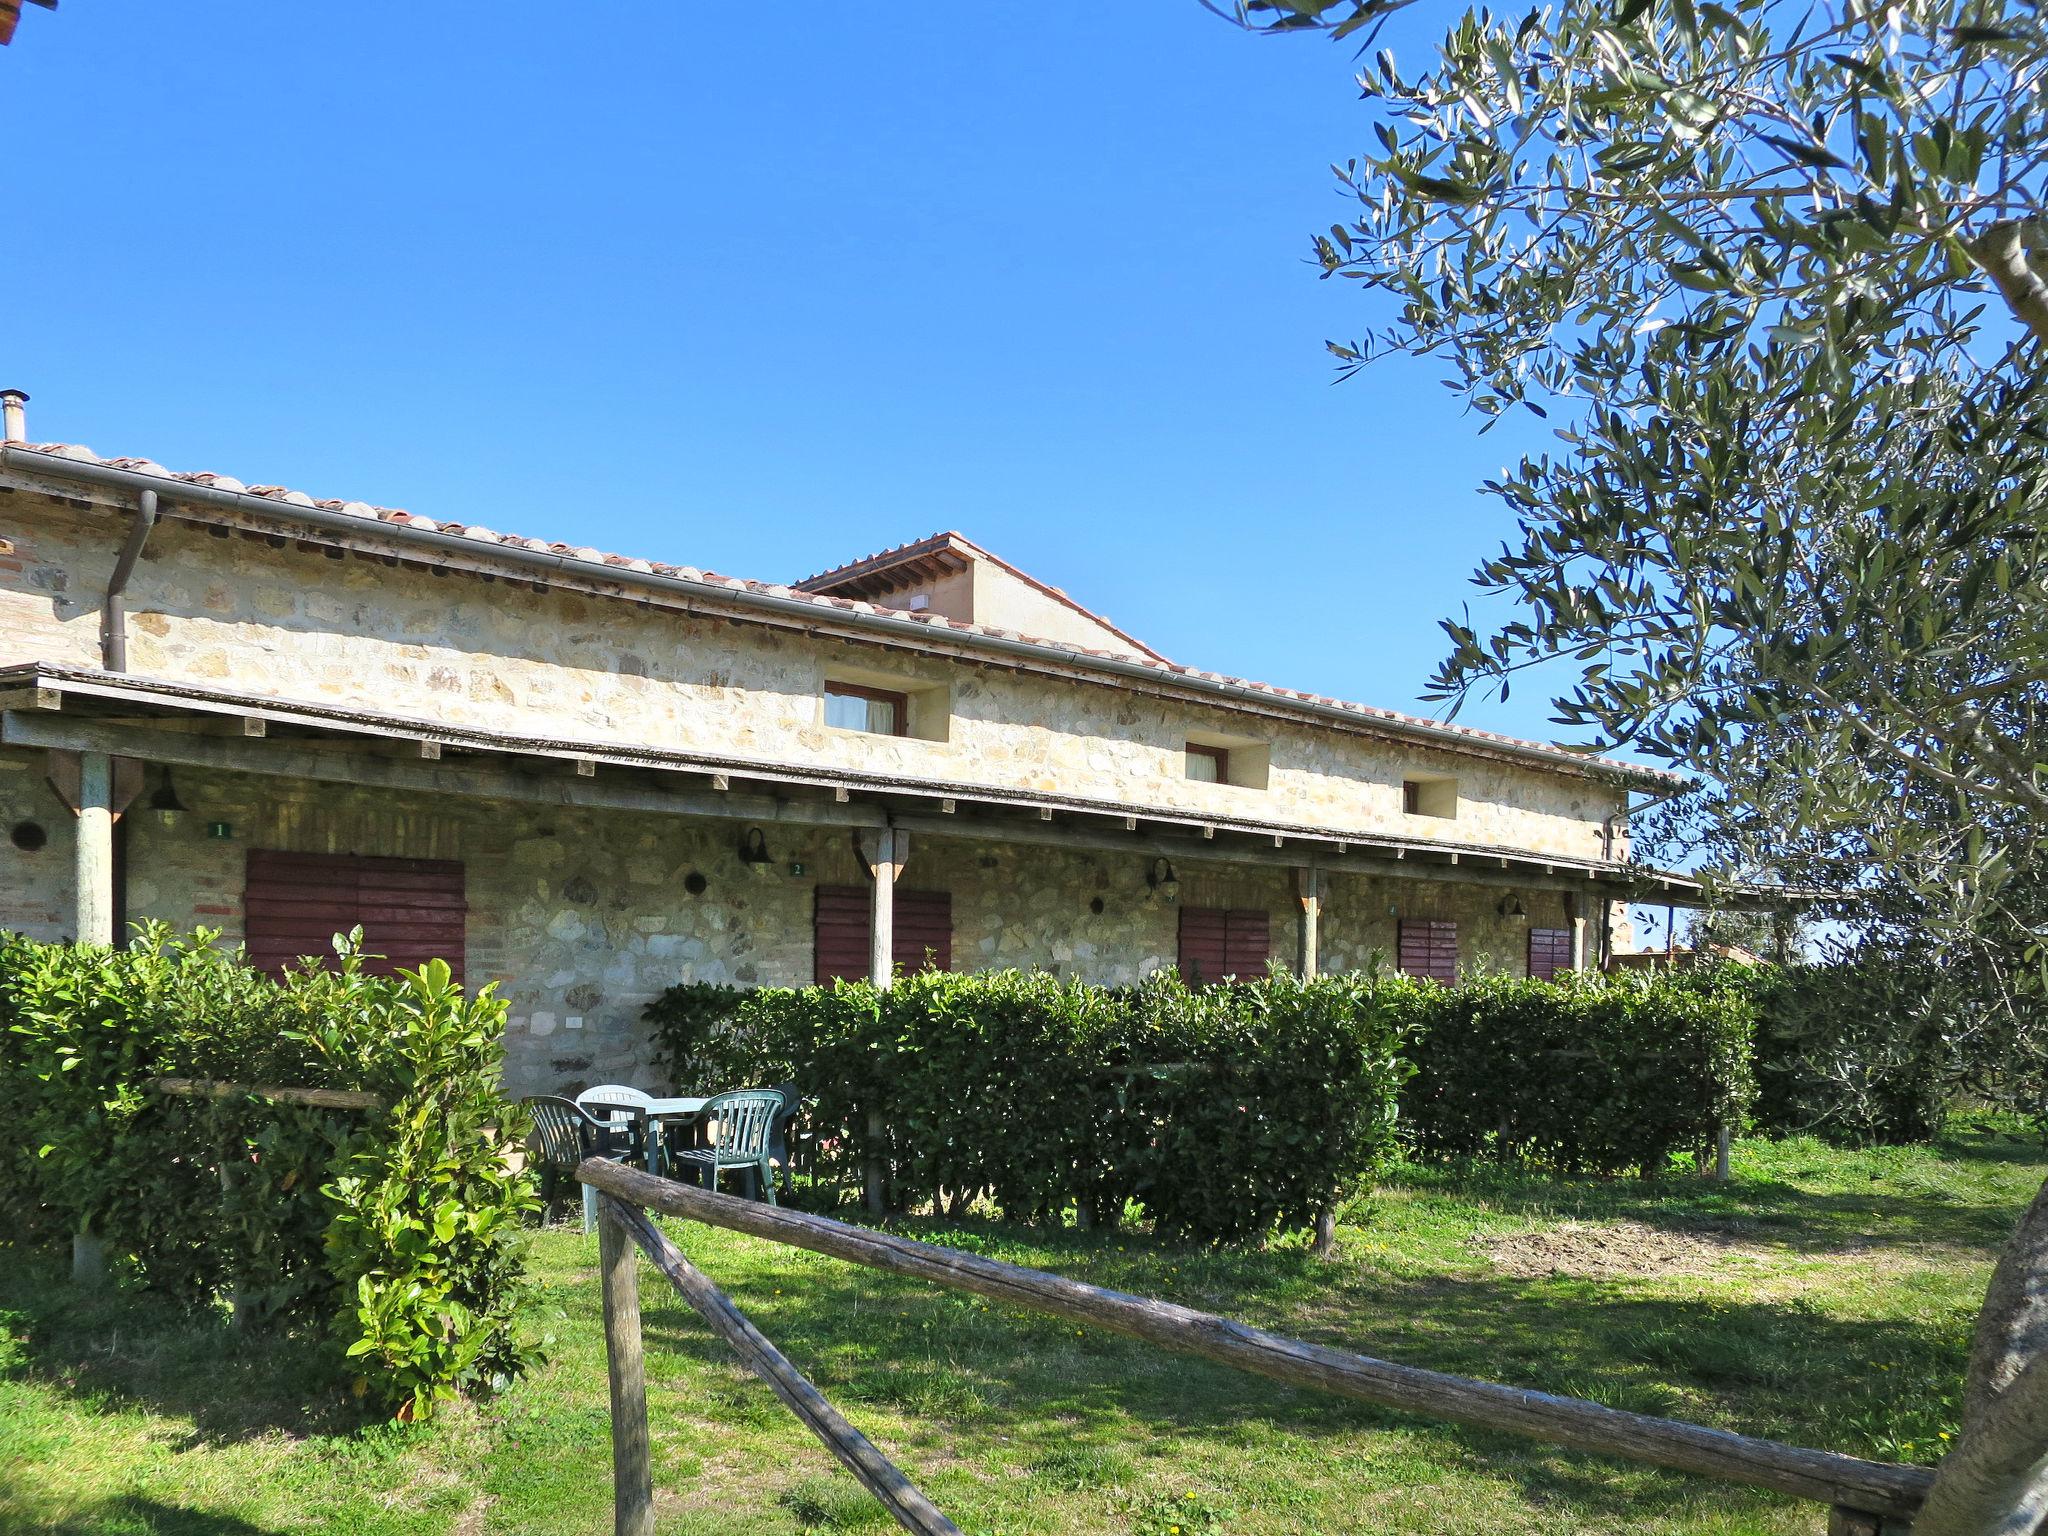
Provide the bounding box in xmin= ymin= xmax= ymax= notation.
xmin=824 ymin=682 xmax=909 ymax=737
xmin=1528 ymin=927 xmax=1574 ymax=981
xmin=1403 ymin=776 xmax=1458 ymax=819
xmin=243 ymin=849 xmax=467 ymax=981
xmin=1397 ymin=919 xmax=1458 ymax=983
xmin=814 ymin=885 xmax=952 ymax=983
xmin=1185 ymin=743 xmax=1229 ymax=784
xmin=1178 ymin=906 xmax=1270 ymax=984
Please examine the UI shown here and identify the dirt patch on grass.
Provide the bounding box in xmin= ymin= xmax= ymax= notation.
xmin=1480 ymin=1220 xmax=1774 ymax=1280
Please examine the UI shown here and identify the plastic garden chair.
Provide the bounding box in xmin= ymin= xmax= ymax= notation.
xmin=766 ymin=1083 xmax=803 ymax=1199
xmin=576 ymin=1083 xmax=667 ymax=1177
xmin=522 ymin=1095 xmax=643 ymax=1234
xmin=666 ymin=1089 xmax=784 ymax=1204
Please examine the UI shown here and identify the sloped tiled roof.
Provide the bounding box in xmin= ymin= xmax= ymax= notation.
xmin=798 ymin=529 xmax=1172 ymax=664
xmin=1 ymin=440 xmax=1683 ymax=786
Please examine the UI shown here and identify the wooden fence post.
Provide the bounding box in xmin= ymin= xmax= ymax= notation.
xmin=1715 ymin=1125 xmax=1732 ymax=1182
xmin=599 ymin=1202 xmax=655 ymax=1536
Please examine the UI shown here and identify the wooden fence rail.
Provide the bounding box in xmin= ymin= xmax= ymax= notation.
xmin=577 ymin=1157 xmax=1932 ymax=1533
xmin=145 ymin=1076 xmax=385 ymax=1111
xmin=598 ymin=1194 xmax=962 ymax=1536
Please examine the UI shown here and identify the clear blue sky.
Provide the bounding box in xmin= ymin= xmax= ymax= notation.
xmin=5 ymin=1 xmax=1593 ymax=750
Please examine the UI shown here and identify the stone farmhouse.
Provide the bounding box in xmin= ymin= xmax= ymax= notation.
xmin=0 ymin=392 xmax=1698 ymax=1095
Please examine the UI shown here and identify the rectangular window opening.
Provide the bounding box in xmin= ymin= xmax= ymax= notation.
xmin=824 ymin=682 xmax=910 ymax=738
xmin=1185 ymin=743 xmax=1228 ymax=784
xmin=1403 ymin=776 xmax=1458 ymax=819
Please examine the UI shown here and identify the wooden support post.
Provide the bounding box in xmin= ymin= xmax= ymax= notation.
xmin=1313 ymin=1207 xmax=1337 ymax=1262
xmin=1715 ymin=1125 xmax=1732 ymax=1182
xmin=860 ymin=828 xmax=905 ymax=1215
xmin=868 ymin=828 xmax=898 ymax=992
xmin=74 ymin=749 xmax=115 ymax=946
xmin=1296 ymin=866 xmax=1321 ymax=981
xmin=598 ymin=1203 xmax=655 ymax=1536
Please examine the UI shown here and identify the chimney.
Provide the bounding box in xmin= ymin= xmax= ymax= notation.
xmin=0 ymin=389 xmax=26 ymax=444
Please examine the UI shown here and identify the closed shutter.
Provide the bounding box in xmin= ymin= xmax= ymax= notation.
xmin=1178 ymin=906 xmax=1270 ymax=984
xmin=1528 ymin=927 xmax=1573 ymax=981
xmin=244 ymin=849 xmax=466 ymax=982
xmin=1398 ymin=919 xmax=1458 ymax=983
xmin=814 ymin=886 xmax=952 ymax=984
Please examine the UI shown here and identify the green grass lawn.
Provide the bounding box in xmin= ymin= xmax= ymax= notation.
xmin=3 ymin=1120 xmax=2040 ymax=1536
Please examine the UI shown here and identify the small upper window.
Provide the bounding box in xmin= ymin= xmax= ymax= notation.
xmin=1404 ymin=777 xmax=1458 ymax=819
xmin=1186 ymin=743 xmax=1229 ymax=784
xmin=825 ymin=683 xmax=909 ymax=737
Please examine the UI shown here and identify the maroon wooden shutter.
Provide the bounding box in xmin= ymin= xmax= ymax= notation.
xmin=814 ymin=886 xmax=952 ymax=984
xmin=1398 ymin=919 xmax=1459 ymax=983
xmin=1528 ymin=927 xmax=1573 ymax=981
xmin=1178 ymin=906 xmax=1228 ymax=984
xmin=894 ymin=889 xmax=953 ymax=974
xmin=1179 ymin=907 xmax=1269 ymax=984
xmin=244 ymin=849 xmax=466 ymax=982
xmin=1225 ymin=909 xmax=1269 ymax=976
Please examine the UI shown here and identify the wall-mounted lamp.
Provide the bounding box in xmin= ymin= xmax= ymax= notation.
xmin=1497 ymin=894 xmax=1528 ymax=918
xmin=148 ymin=769 xmax=188 ymax=829
xmin=1146 ymin=857 xmax=1180 ymax=906
xmin=738 ymin=826 xmax=773 ymax=872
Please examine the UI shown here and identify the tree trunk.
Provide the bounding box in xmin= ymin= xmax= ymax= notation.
xmin=1918 ymin=1172 xmax=2048 ymax=1535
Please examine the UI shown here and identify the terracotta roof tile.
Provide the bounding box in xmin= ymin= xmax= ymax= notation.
xmin=5 ymin=440 xmax=1679 ymax=784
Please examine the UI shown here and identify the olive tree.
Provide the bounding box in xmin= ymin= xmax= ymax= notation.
xmin=1207 ymin=0 xmax=2048 ymax=1526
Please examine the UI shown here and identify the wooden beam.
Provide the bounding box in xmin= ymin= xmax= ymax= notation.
xmin=148 ymin=1076 xmax=383 ymax=1111
xmin=890 ymin=811 xmax=1600 ymax=895
xmin=418 ymin=740 xmax=442 ymax=761
xmin=1 ymin=713 xmax=888 ymax=832
xmin=580 ymin=1161 xmax=1931 ymax=1521
xmin=601 ymin=1196 xmax=962 ymax=1536
xmin=711 ymin=773 xmax=730 ymax=792
xmin=241 ymin=715 xmax=267 ymax=738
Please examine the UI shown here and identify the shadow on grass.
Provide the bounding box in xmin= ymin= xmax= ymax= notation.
xmin=0 ymin=1487 xmax=288 ymax=1536
xmin=1378 ymin=1159 xmax=2037 ymax=1253
xmin=0 ymin=1243 xmax=370 ymax=1447
xmin=624 ymin=1216 xmax=1954 ymax=1525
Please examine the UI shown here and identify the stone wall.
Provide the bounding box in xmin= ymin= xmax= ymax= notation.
xmin=0 ymin=491 xmax=1630 ymax=862
xmin=0 ymin=746 xmax=1601 ymax=1096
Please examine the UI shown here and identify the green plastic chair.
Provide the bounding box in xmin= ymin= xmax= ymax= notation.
xmin=666 ymin=1089 xmax=784 ymax=1204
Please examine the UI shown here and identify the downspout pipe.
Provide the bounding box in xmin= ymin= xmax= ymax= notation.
xmin=101 ymin=487 xmax=158 ymax=674
xmin=1 ymin=445 xmax=1682 ymax=792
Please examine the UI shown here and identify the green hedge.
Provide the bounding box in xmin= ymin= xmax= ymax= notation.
xmin=0 ymin=926 xmax=539 ymax=1419
xmin=1393 ymin=970 xmax=1757 ymax=1175
xmin=647 ymin=968 xmax=1412 ymax=1242
xmin=647 ymin=965 xmax=1758 ymax=1229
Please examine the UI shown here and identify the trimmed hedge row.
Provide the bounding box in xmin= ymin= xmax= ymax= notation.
xmin=0 ymin=927 xmax=538 ymax=1418
xmin=654 ymin=968 xmax=1412 ymax=1242
xmin=647 ymin=965 xmax=1759 ymax=1234
xmin=1398 ymin=970 xmax=1755 ymax=1173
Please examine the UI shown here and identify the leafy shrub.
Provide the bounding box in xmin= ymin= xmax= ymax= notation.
xmin=1740 ymin=961 xmax=1954 ymax=1144
xmin=0 ymin=926 xmax=539 ymax=1417
xmin=645 ymin=967 xmax=1410 ymax=1242
xmin=1391 ymin=969 xmax=1755 ymax=1176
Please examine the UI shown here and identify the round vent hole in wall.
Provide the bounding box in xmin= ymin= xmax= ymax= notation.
xmin=10 ymin=821 xmax=47 ymax=852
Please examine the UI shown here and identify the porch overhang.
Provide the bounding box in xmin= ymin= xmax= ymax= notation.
xmin=0 ymin=661 xmax=1715 ymax=901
